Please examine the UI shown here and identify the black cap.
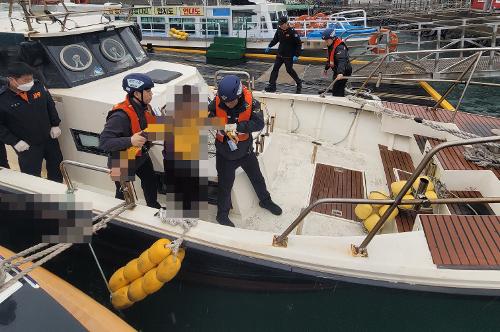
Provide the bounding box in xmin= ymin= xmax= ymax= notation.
xmin=278 ymin=16 xmax=288 ymax=25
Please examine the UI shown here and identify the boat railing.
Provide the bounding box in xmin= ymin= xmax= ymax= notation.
xmin=213 ymin=70 xmax=252 ymax=90
xmin=329 ymin=9 xmax=368 ymax=27
xmin=7 ymin=0 xmax=147 ymax=32
xmin=272 ymin=136 xmax=500 ymax=256
xmin=59 ymin=160 xmax=136 ymax=205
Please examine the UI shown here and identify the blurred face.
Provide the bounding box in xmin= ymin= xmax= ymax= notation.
xmin=224 ymin=98 xmax=239 ymax=109
xmin=324 ymin=38 xmax=334 ymax=46
xmin=9 ymin=74 xmax=34 ymax=91
xmin=134 ymin=88 xmax=153 ymax=104
xmin=279 ymin=22 xmax=288 ymax=30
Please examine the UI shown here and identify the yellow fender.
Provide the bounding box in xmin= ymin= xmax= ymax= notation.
xmin=111 ymin=285 xmax=134 ymax=310
xmin=108 ymin=267 xmax=128 ymax=293
xmin=123 ymin=258 xmax=142 ymax=283
xmin=109 ymin=238 xmax=183 ymax=310
xmin=363 ymin=214 xmax=380 ymax=232
xmin=368 ymin=191 xmax=389 ymax=208
xmin=156 ymin=255 xmax=182 ymax=283
xmin=354 ymin=204 xmax=373 ymax=220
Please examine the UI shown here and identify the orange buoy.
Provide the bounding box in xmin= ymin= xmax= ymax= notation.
xmin=368 ymin=28 xmax=398 ymax=54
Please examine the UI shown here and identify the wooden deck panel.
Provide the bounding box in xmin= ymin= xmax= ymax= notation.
xmin=309 ymin=164 xmax=364 ymax=219
xmin=414 ymin=134 xmax=428 ymax=154
xmin=447 ymin=191 xmax=495 ymax=215
xmin=378 ymin=145 xmax=420 ymax=232
xmin=420 ymin=215 xmax=500 ymax=269
xmin=427 ymin=138 xmax=500 ymax=179
xmin=383 ymin=101 xmax=500 ymax=137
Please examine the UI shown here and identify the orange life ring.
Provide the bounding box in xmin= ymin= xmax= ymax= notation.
xmin=368 ymin=28 xmax=398 ymax=54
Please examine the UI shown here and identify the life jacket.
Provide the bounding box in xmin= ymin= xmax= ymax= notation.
xmin=110 ymin=95 xmax=156 ymax=134
xmin=327 ymin=38 xmax=345 ymax=69
xmin=215 ymin=86 xmax=252 ymax=143
xmin=110 ymin=95 xmax=156 ymax=157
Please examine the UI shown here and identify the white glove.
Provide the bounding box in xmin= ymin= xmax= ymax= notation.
xmin=50 ymin=126 xmax=61 ymax=139
xmin=14 ymin=140 xmax=30 ymax=152
xmin=224 ymin=123 xmax=237 ymax=132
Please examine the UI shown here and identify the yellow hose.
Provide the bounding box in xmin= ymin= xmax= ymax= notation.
xmin=418 ymin=81 xmax=455 ymax=111
xmin=146 ymin=45 xmax=366 ymax=64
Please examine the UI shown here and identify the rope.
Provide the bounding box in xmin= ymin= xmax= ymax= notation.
xmin=157 ymin=208 xmax=198 ymax=256
xmin=0 ymin=243 xmax=71 ymax=294
xmin=463 ymin=145 xmax=500 ymax=168
xmin=0 ymin=202 xmax=134 ymax=293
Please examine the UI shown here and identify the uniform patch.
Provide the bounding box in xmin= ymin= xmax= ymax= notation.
xmin=126 ymin=78 xmax=144 ymax=89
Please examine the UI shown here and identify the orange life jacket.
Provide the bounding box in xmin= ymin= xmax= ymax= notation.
xmin=328 ymin=38 xmax=345 ymax=68
xmin=110 ymin=95 xmax=156 ymax=158
xmin=215 ymin=86 xmax=252 ymax=143
xmin=110 ymin=95 xmax=156 ymax=134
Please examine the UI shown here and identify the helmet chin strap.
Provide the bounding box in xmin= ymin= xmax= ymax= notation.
xmin=132 ymin=91 xmax=147 ymax=107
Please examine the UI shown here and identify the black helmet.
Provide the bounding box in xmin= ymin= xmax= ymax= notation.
xmin=278 ymin=16 xmax=288 ymax=25
xmin=122 ymin=73 xmax=154 ymax=94
xmin=218 ymin=75 xmax=242 ymax=102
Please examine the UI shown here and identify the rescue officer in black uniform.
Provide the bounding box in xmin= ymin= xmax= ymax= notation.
xmin=0 ymin=62 xmax=63 ymax=181
xmin=209 ymin=75 xmax=282 ymax=227
xmin=0 ymin=143 xmax=8 ymax=168
xmin=264 ymin=16 xmax=303 ymax=94
xmin=99 ymin=73 xmax=161 ymax=209
xmin=321 ymin=28 xmax=352 ymax=97
xmin=0 ymin=77 xmax=9 ymax=168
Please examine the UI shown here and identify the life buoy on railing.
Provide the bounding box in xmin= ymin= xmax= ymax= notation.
xmin=368 ymin=28 xmax=398 ymax=54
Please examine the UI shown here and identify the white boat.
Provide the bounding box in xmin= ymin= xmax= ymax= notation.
xmin=0 ymin=2 xmax=499 ymax=297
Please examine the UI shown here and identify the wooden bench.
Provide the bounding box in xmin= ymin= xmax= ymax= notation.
xmin=428 ymin=138 xmax=500 ymax=179
xmin=309 ymin=164 xmax=364 ymax=220
xmin=420 ymin=215 xmax=500 ymax=270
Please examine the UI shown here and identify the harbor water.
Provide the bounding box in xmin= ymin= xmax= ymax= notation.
xmin=44 ymin=243 xmax=500 ymax=332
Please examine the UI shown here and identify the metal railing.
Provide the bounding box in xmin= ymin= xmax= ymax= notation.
xmin=353 ymin=47 xmax=500 ymax=116
xmin=214 ymin=70 xmax=252 ymax=91
xmin=59 ymin=160 xmax=136 ymax=206
xmin=272 ymin=135 xmax=500 ymax=256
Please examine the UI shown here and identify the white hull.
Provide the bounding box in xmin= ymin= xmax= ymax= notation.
xmin=1 ymin=90 xmax=499 ymax=295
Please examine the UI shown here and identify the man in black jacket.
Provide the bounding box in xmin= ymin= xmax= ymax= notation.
xmin=209 ymin=75 xmax=282 ymax=227
xmin=321 ymin=28 xmax=352 ymax=97
xmin=0 ymin=77 xmax=9 ymax=168
xmin=99 ymin=73 xmax=160 ymax=209
xmin=0 ymin=62 xmax=63 ymax=181
xmin=264 ymin=16 xmax=303 ymax=94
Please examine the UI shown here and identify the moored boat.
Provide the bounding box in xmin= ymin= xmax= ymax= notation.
xmin=0 ymin=0 xmax=499 ymax=299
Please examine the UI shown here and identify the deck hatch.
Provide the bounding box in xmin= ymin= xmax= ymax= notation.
xmin=145 ymin=69 xmax=182 ymax=84
xmin=309 ymin=164 xmax=364 ymax=220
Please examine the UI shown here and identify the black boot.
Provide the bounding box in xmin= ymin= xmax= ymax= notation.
xmin=259 ymin=198 xmax=282 ymax=215
xmin=265 ymin=84 xmax=276 ymax=92
xmin=295 ymin=80 xmax=302 ymax=94
xmin=216 ymin=214 xmax=235 ymax=227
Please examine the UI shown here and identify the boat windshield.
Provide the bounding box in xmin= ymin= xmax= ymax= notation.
xmin=39 ymin=26 xmax=148 ymax=88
